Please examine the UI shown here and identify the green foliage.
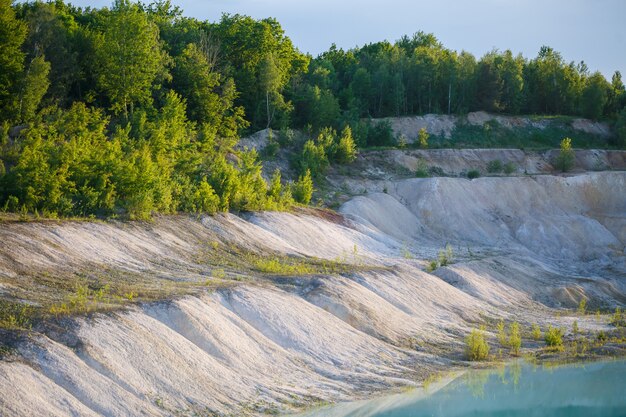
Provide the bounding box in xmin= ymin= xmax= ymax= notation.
xmin=0 ymin=0 xmax=622 ymax=221
xmin=418 ymin=127 xmax=429 ymax=149
xmin=544 ymin=325 xmax=564 ymax=347
xmin=0 ymin=301 xmax=33 ymax=330
xmin=94 ymin=0 xmax=170 ymax=118
xmin=0 ymin=0 xmax=27 ymax=120
xmin=335 ymin=126 xmax=357 ymax=163
xmin=509 ymin=322 xmax=521 ymax=355
xmin=49 ymin=283 xmax=116 ymax=316
xmin=366 ymin=120 xmax=395 ymax=147
xmin=572 ymin=320 xmax=579 ymax=335
xmin=426 ymin=260 xmax=438 ymax=272
xmin=444 ymin=121 xmax=608 ymax=150
xmin=614 ymin=107 xmax=626 ymax=148
xmin=581 ymin=72 xmax=610 ymax=120
xmin=497 ymin=319 xmax=508 ymax=347
xmin=0 ymin=95 xmax=293 ymax=218
xmin=297 ymin=139 xmax=328 ymax=178
xmin=400 ymin=242 xmax=413 ymax=259
xmin=18 ymin=55 xmax=50 ymax=123
xmin=292 ymin=169 xmax=313 ymax=205
xmin=487 ymin=159 xmax=503 ymax=173
xmin=555 ymin=137 xmax=575 ymax=172
xmin=531 ymin=323 xmax=542 ymax=340
xmin=467 ymin=169 xmax=481 ymax=179
xmin=577 ymin=298 xmax=587 ymax=315
xmin=415 ymin=159 xmax=429 ymax=178
xmin=172 ymin=43 xmax=247 ymax=137
xmin=438 ymin=244 xmax=453 ymax=266
xmin=466 ymin=327 xmax=490 ymax=361
xmin=427 ymin=244 xmax=453 ymax=271
xmin=253 ymin=256 xmax=316 ymax=275
xmin=213 ymin=13 xmax=309 ymax=129
xmin=610 ymin=307 xmax=624 ymax=327
xmin=503 ymin=162 xmax=516 ymax=174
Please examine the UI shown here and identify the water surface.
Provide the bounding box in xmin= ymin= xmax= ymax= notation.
xmin=297 ymin=360 xmax=626 ymax=417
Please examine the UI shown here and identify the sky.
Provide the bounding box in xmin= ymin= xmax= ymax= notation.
xmin=73 ymin=0 xmax=625 ymax=79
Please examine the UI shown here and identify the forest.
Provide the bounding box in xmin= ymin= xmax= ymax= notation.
xmin=1 ymin=0 xmax=625 ymax=219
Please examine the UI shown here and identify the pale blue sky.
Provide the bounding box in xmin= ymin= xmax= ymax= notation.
xmin=73 ymin=0 xmax=625 ymax=78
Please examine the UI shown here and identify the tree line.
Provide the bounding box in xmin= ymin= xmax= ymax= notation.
xmin=0 ymin=0 xmax=624 ymax=218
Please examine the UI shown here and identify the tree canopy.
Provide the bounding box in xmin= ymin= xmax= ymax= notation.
xmin=0 ymin=0 xmax=623 ymax=219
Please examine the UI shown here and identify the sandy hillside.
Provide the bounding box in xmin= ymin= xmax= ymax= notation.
xmin=0 ymin=171 xmax=624 ymax=416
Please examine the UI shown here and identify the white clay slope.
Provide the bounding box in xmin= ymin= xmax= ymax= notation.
xmin=0 ymin=171 xmax=624 ymax=416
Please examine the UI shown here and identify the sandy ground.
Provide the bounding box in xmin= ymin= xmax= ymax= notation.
xmin=0 ymin=171 xmax=624 ymax=416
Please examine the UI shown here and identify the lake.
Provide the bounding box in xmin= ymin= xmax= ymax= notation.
xmin=296 ymin=360 xmax=626 ymax=417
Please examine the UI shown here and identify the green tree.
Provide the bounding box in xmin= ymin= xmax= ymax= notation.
xmin=554 ymin=137 xmax=575 ymax=172
xmin=172 ymin=43 xmax=221 ymax=123
xmin=544 ymin=325 xmax=563 ymax=347
xmin=18 ymin=2 xmax=80 ymax=106
xmin=258 ymin=53 xmax=282 ymax=128
xmin=335 ymin=126 xmax=357 ymax=163
xmin=292 ymin=169 xmax=313 ymax=204
xmin=213 ymin=14 xmax=309 ymax=129
xmin=531 ymin=323 xmax=542 ymax=340
xmin=607 ymin=71 xmax=625 ymax=116
xmin=614 ymin=106 xmax=626 ymax=148
xmin=0 ymin=0 xmax=27 ymax=120
xmin=418 ymin=127 xmax=429 ymax=148
xmin=94 ymin=0 xmax=170 ymax=118
xmin=509 ymin=322 xmax=521 ymax=355
xmin=299 ymin=85 xmax=340 ymax=129
xmin=18 ymin=55 xmax=50 ymax=123
xmin=171 ymin=42 xmax=248 ymax=140
xmin=298 ymin=139 xmax=328 ymax=177
xmin=497 ymin=319 xmax=508 ymax=347
xmin=466 ymin=327 xmax=490 ymax=361
xmin=581 ymin=72 xmax=609 ymax=120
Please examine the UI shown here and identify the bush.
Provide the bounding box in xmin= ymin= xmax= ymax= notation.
xmin=577 ymin=298 xmax=587 ymax=315
xmin=0 ymin=301 xmax=33 ymax=330
xmin=335 ymin=126 xmax=357 ymax=163
xmin=531 ymin=323 xmax=542 ymax=340
xmin=611 ymin=307 xmax=624 ymax=327
xmin=554 ymin=137 xmax=575 ymax=172
xmin=497 ymin=319 xmax=508 ymax=347
xmin=487 ymin=160 xmax=503 ymax=173
xmin=426 ymin=260 xmax=438 ymax=272
xmin=467 ymin=169 xmax=481 ymax=179
xmin=278 ymin=128 xmax=296 ymax=147
xmin=298 ymin=139 xmax=328 ymax=177
xmin=415 ymin=168 xmax=429 ymax=178
xmin=503 ymin=162 xmax=516 ymax=174
xmin=544 ymin=325 xmax=563 ymax=347
xmin=415 ymin=159 xmax=429 ymax=178
xmin=429 ymin=166 xmax=445 ymax=176
xmin=263 ymin=130 xmax=280 ymax=157
xmin=366 ymin=120 xmax=395 ymax=147
xmin=509 ymin=322 xmax=521 ymax=355
xmin=466 ymin=328 xmax=490 ymax=361
xmin=614 ymin=107 xmax=626 ymax=148
xmin=438 ymin=244 xmax=453 ymax=267
xmin=418 ymin=127 xmax=429 ymax=149
xmin=253 ymin=256 xmax=315 ymax=275
xmin=292 ymin=169 xmax=313 ymax=204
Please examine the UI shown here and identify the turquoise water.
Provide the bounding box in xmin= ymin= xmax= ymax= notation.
xmin=297 ymin=360 xmax=626 ymax=417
